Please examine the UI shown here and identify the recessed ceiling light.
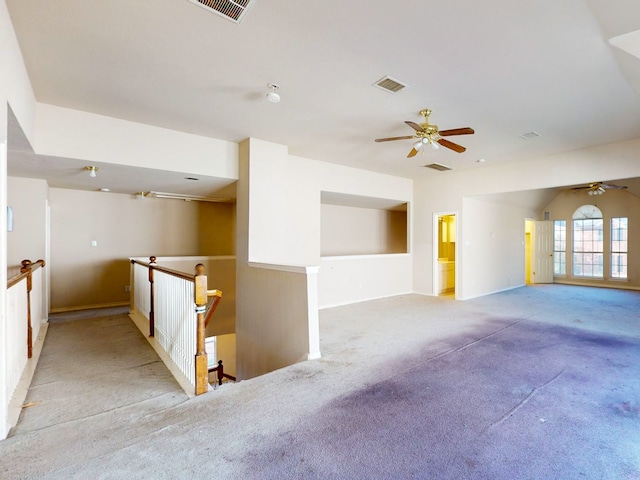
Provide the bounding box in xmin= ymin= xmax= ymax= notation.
xmin=99 ymin=188 xmax=110 ymax=192
xmin=476 ymin=158 xmax=486 ymax=163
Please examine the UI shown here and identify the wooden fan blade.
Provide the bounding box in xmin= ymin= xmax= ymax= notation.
xmin=439 ymin=127 xmax=475 ymax=136
xmin=374 ymin=135 xmax=415 ymax=142
xmin=405 ymin=121 xmax=425 ymax=132
xmin=407 ymin=148 xmax=419 ymax=158
xmin=570 ymin=186 xmax=589 ymax=190
xmin=603 ymin=184 xmax=627 ymax=190
xmin=438 ymin=138 xmax=466 ymax=153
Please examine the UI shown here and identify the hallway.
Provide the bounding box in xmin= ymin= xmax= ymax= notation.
xmin=11 ymin=308 xmax=187 ymax=437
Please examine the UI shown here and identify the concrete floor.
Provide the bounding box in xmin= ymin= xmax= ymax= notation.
xmin=1 ymin=285 xmax=639 ymax=479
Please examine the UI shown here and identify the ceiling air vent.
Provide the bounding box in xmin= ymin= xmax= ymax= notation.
xmin=520 ymin=131 xmax=540 ymax=140
xmin=189 ymin=0 xmax=256 ymax=23
xmin=373 ymin=76 xmax=408 ymax=94
xmin=423 ymin=163 xmax=452 ymax=172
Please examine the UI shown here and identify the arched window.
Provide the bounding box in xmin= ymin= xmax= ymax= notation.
xmin=572 ymin=205 xmax=603 ymax=277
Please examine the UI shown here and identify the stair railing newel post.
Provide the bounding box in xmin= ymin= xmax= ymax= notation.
xmin=194 ymin=263 xmax=209 ymax=395
xmin=148 ymin=256 xmax=157 ymax=338
xmin=20 ymin=259 xmax=33 ymax=358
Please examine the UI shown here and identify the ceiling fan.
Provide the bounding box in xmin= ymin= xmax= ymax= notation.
xmin=570 ymin=181 xmax=628 ymax=196
xmin=375 ymin=108 xmax=474 ymax=157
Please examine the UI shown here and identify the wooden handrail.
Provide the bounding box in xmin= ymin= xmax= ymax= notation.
xmin=205 ymin=289 xmax=222 ymax=328
xmin=208 ymin=359 xmax=236 ymax=386
xmin=7 ymin=259 xmax=45 ymax=289
xmin=6 ymin=259 xmax=46 ymax=359
xmin=130 ymin=258 xmax=194 ymax=282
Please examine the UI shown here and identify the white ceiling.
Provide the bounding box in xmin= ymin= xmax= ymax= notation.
xmin=5 ymin=0 xmax=640 ymax=199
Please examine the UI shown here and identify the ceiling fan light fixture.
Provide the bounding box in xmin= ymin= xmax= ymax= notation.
xmin=430 ymin=140 xmax=440 ymax=150
xmin=86 ymin=166 xmax=98 ymax=178
xmin=266 ymin=83 xmax=280 ymax=103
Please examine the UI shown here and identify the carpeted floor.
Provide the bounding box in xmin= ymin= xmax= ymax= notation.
xmin=1 ymin=285 xmax=639 ymax=479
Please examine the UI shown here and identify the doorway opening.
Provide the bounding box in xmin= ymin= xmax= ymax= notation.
xmin=525 ymin=219 xmax=534 ymax=284
xmin=435 ymin=213 xmax=456 ymax=297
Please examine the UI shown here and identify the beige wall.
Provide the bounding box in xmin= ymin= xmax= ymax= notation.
xmin=543 ymin=188 xmax=640 ymax=288
xmin=49 ymin=188 xmax=235 ymax=310
xmin=6 ymin=177 xmax=48 ymax=271
xmin=198 ymin=203 xmax=236 ymax=256
xmin=321 ymin=204 xmax=407 ymax=256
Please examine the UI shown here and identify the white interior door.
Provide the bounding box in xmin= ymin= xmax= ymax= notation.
xmin=533 ymin=220 xmax=554 ymax=284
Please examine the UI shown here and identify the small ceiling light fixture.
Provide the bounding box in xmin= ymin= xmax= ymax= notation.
xmin=86 ymin=166 xmax=98 ymax=178
xmin=266 ymin=83 xmax=280 ymax=103
xmin=412 ymin=135 xmax=441 ymax=154
xmin=136 ymin=192 xmax=146 ymax=200
xmin=99 ymin=188 xmax=110 ymax=192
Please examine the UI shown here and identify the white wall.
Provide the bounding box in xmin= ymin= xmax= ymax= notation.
xmin=34 ymin=103 xmax=238 ymax=179
xmin=319 ymin=254 xmax=412 ymax=308
xmin=7 ymin=177 xmax=48 ymax=269
xmin=246 ymin=138 xmax=413 ymax=266
xmin=460 ymin=197 xmax=534 ymax=299
xmin=0 ymin=0 xmax=38 ymax=440
xmin=236 ymin=138 xmax=413 ymax=379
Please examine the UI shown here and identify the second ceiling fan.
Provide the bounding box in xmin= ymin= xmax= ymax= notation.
xmin=375 ymin=108 xmax=474 ymax=157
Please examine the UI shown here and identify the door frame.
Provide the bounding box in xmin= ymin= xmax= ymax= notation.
xmin=525 ymin=218 xmax=534 ymax=285
xmin=433 ymin=211 xmax=458 ymax=298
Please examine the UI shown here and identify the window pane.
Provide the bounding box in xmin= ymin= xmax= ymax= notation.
xmin=611 ymin=218 xmax=628 ymax=279
xmin=573 ymin=214 xmax=603 ymax=278
xmin=553 ymin=220 xmax=567 ymax=276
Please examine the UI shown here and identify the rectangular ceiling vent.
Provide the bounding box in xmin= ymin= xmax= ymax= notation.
xmin=423 ymin=163 xmax=453 ymax=172
xmin=189 ymin=0 xmax=256 ymax=23
xmin=520 ymin=131 xmax=541 ymax=140
xmin=373 ymin=76 xmax=408 ymax=94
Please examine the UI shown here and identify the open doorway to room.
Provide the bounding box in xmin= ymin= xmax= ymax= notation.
xmin=525 ymin=219 xmax=534 ymax=284
xmin=434 ymin=213 xmax=456 ymax=297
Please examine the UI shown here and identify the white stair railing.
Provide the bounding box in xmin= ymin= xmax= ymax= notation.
xmin=129 ymin=257 xmax=214 ymax=395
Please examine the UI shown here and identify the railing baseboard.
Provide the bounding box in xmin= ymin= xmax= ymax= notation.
xmin=49 ymin=302 xmax=130 ymax=314
xmin=7 ymin=323 xmax=49 ymax=432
